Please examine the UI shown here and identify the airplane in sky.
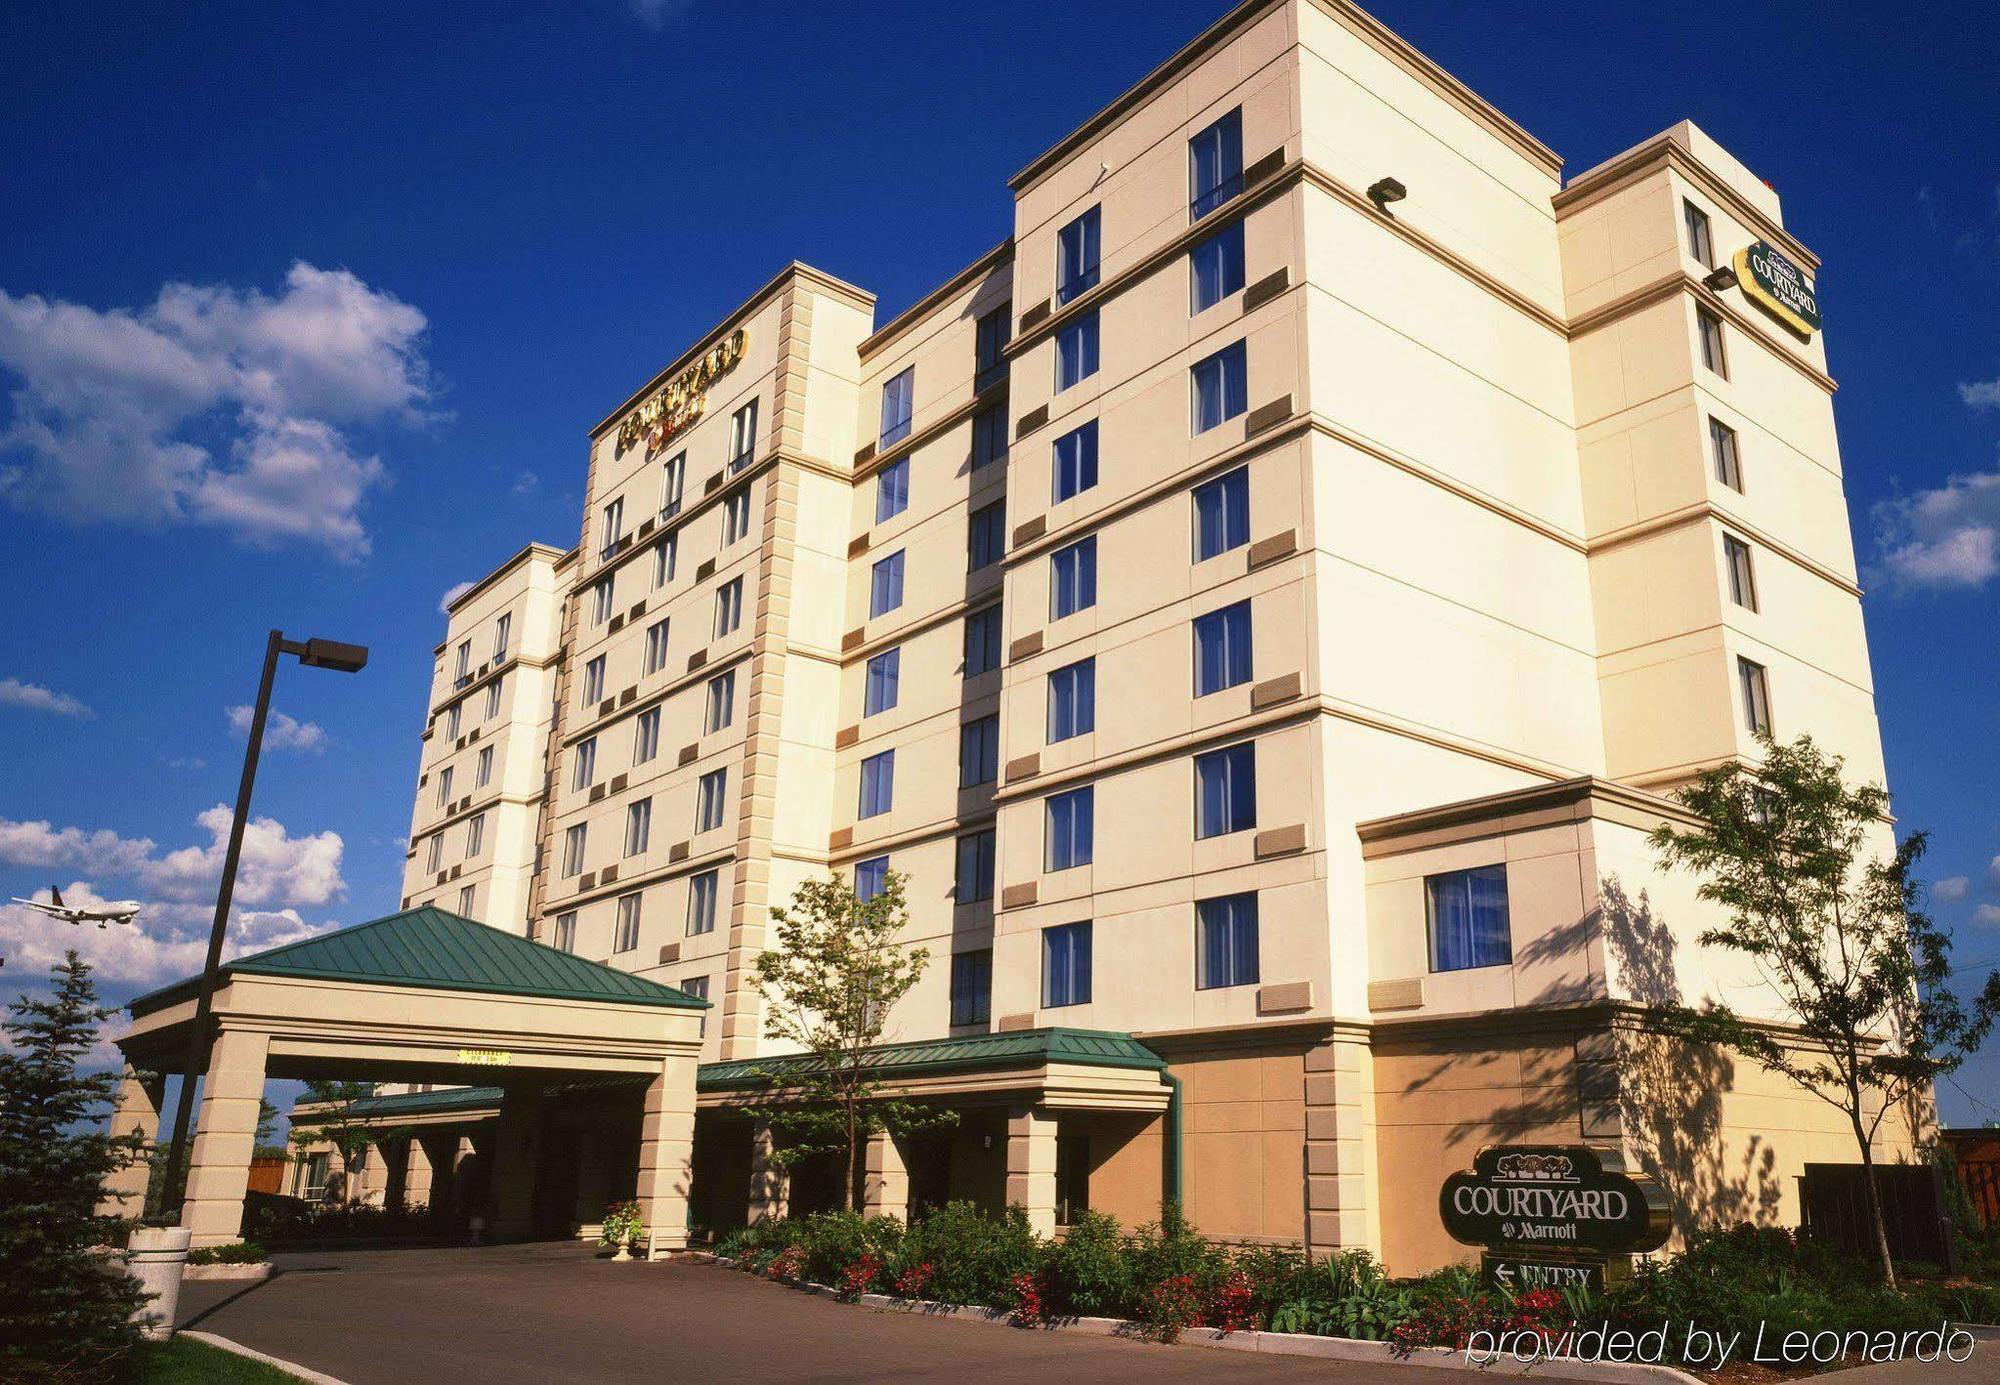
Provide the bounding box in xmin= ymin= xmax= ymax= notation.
xmin=8 ymin=885 xmax=140 ymax=929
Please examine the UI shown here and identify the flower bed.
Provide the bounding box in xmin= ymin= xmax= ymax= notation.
xmin=712 ymin=1205 xmax=2000 ymax=1370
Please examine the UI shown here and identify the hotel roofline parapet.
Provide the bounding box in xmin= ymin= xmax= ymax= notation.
xmin=387 ymin=0 xmax=1915 ymax=1266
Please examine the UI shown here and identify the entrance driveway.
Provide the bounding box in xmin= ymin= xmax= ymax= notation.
xmin=175 ymin=1242 xmax=1507 ymax=1384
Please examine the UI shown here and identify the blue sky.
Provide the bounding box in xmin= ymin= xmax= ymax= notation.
xmin=1 ymin=2 xmax=1997 ymax=1125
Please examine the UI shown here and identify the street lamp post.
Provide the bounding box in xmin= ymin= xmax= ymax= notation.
xmin=155 ymin=629 xmax=367 ymax=1218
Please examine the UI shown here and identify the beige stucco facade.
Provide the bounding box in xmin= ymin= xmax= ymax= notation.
xmin=359 ymin=0 xmax=1918 ymax=1270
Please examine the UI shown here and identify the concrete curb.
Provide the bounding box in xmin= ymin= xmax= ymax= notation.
xmin=179 ymin=1329 xmax=352 ymax=1385
xmin=697 ymin=1254 xmax=1703 ymax=1383
xmin=184 ymin=1262 xmax=274 ymax=1281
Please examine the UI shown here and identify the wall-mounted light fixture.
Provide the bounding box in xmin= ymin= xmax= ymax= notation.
xmin=1366 ymin=177 xmax=1408 ymax=213
xmin=1702 ymin=265 xmax=1739 ymax=293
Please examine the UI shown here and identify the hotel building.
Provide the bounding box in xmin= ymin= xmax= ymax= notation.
xmin=123 ymin=0 xmax=1916 ymax=1264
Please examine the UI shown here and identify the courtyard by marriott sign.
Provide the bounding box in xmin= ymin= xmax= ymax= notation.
xmin=616 ymin=327 xmax=748 ymax=456
xmin=1730 ymin=240 xmax=1822 ymax=337
xmin=1441 ymin=1145 xmax=1669 ymax=1255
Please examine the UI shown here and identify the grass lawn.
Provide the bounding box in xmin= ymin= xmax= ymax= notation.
xmin=134 ymin=1335 xmax=299 ymax=1382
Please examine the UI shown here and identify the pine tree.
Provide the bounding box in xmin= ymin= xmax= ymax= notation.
xmin=0 ymin=952 xmax=150 ymax=1382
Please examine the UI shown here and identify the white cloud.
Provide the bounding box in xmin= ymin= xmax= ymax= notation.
xmin=512 ymin=471 xmax=539 ymax=496
xmin=226 ymin=704 xmax=327 ymax=754
xmin=1934 ymin=875 xmax=1972 ymax=904
xmin=1975 ymin=903 xmax=2000 ymax=929
xmin=1871 ymin=468 xmax=2000 ymax=589
xmin=440 ymin=580 xmax=475 ymax=613
xmin=1990 ymin=854 xmax=2000 ymax=889
xmin=627 ymin=0 xmax=690 ymax=27
xmin=0 ymin=676 xmax=93 ymax=718
xmin=1963 ymin=379 xmax=2000 ymax=409
xmin=0 ymin=805 xmax=343 ymax=909
xmin=0 ymin=262 xmax=433 ymax=561
xmin=0 ymin=882 xmax=332 ymax=990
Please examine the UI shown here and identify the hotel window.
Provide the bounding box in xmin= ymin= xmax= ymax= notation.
xmin=714 ymin=577 xmax=744 ymax=637
xmin=1192 ymin=466 xmax=1250 ymax=560
xmin=591 ymin=575 xmax=614 ymax=625
xmin=869 ymin=551 xmax=905 ymax=617
xmin=484 ymin=676 xmax=502 ymax=720
xmin=695 ymin=768 xmax=728 ymax=833
xmin=960 ymin=714 xmax=999 ymax=787
xmin=1056 ymin=206 xmax=1101 ymax=305
xmin=455 ymin=640 xmax=471 ymax=683
xmin=723 ymin=487 xmax=751 ymax=545
xmin=1055 ymin=312 xmax=1099 ymax=391
xmin=1050 ymin=536 xmax=1097 ymax=619
xmin=1426 ymin=864 xmax=1512 ymax=972
xmin=1055 ymin=1136 xmax=1089 ymax=1226
xmin=572 ymin=737 xmax=597 ymax=791
xmin=475 ymin=744 xmax=493 ymax=788
xmin=561 ymin=823 xmax=586 ymax=877
xmin=955 ymin=829 xmax=995 ymax=903
xmin=625 ymin=797 xmax=651 ymax=856
xmin=643 ymin=618 xmax=669 ymax=676
xmin=1193 ymin=600 xmax=1253 ymax=696
xmin=972 ymin=404 xmax=1008 ymax=469
xmin=581 ymin=654 xmax=606 ymax=706
xmin=614 ymin=891 xmax=642 ymax=952
xmin=1724 ymin=534 xmax=1759 ymax=611
xmin=864 ymin=647 xmax=901 ymax=716
xmin=1194 ymin=741 xmax=1257 ymax=839
xmin=1189 ymin=220 xmax=1245 ymax=313
xmin=1698 ymin=307 xmax=1727 ymax=377
xmin=687 ymin=869 xmax=719 ymax=935
xmin=492 ymin=612 xmax=511 ymax=661
xmin=1709 ymin=418 xmax=1743 ymax=491
xmin=436 ymin=765 xmax=453 ymax=807
xmin=728 ymin=398 xmax=758 ymax=471
xmin=1197 ymin=892 xmax=1259 ymax=990
xmin=950 ymin=949 xmax=993 ymax=1027
xmin=1042 ymin=920 xmax=1092 ymax=1007
xmin=553 ymin=910 xmax=577 ymax=953
xmin=964 ymin=604 xmax=1003 ymax=677
xmin=680 ymin=975 xmax=709 ymax=1036
xmin=458 ymin=884 xmax=476 ymax=916
xmin=1051 ymin=420 xmax=1098 ymax=503
xmin=600 ymin=496 xmax=625 ymax=559
xmin=1192 ymin=340 xmax=1248 ymax=433
xmin=426 ymin=833 xmax=443 ymax=873
xmin=466 ymin=812 xmax=486 ymax=857
xmin=634 ymin=707 xmax=661 ymax=764
xmin=1739 ymin=657 xmax=1772 ymax=734
xmin=1046 ymin=659 xmax=1095 ymax=743
xmin=704 ymin=669 xmax=735 ymax=733
xmin=1045 ymin=786 xmax=1093 ymax=871
xmin=1188 ymin=108 xmax=1242 ymax=219
xmin=968 ymin=500 xmax=1006 ymax=571
xmin=660 ymin=451 xmax=686 ymax=518
xmin=879 ymin=367 xmax=915 ymax=448
xmin=975 ymin=304 xmax=1011 ymax=390
xmin=876 ymin=457 xmax=910 ymax=523
xmin=854 ymin=855 xmax=889 ymax=902
xmin=444 ymin=703 xmax=462 ymax=739
xmin=1683 ymin=199 xmax=1713 ymax=269
xmin=654 ymin=534 xmax=677 ymax=588
xmin=858 ymin=749 xmax=895 ymax=819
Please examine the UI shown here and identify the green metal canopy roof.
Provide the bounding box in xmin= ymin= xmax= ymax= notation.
xmin=346 ymin=1085 xmax=504 ymax=1118
xmin=697 ymin=1027 xmax=1165 ymax=1092
xmin=128 ymin=906 xmax=710 ymax=1017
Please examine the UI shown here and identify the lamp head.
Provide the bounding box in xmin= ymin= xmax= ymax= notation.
xmin=1367 ymin=177 xmax=1408 ymax=211
xmin=299 ymin=638 xmax=369 ymax=673
xmin=1702 ymin=266 xmax=1739 ymax=293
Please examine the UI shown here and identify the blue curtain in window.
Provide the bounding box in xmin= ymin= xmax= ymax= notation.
xmin=1194 ymin=468 xmax=1250 ymax=561
xmin=1194 ymin=601 xmax=1252 ymax=695
xmin=1191 ymin=222 xmax=1246 ymax=313
xmin=1048 ymin=661 xmax=1095 ymax=742
xmin=855 ymin=856 xmax=889 ymax=901
xmin=1053 ymin=422 xmax=1098 ymax=503
xmin=1427 ymin=865 xmax=1511 ymax=971
xmin=860 ymin=751 xmax=895 ymax=818
xmin=1198 ymin=893 xmax=1259 ymax=989
xmin=1057 ymin=314 xmax=1099 ymax=390
xmin=870 ymin=552 xmax=904 ymax=616
xmin=1047 ymin=788 xmax=1093 ymax=870
xmin=877 ymin=458 xmax=909 ymax=522
xmin=1052 ymin=538 xmax=1097 ymax=619
xmin=880 ymin=369 xmax=914 ymax=446
xmin=865 ymin=649 xmax=899 ymax=715
xmin=1195 ymin=743 xmax=1255 ymax=838
xmin=1043 ymin=922 xmax=1092 ymax=1007
xmin=1189 ymin=110 xmax=1243 ymax=218
xmin=1193 ymin=341 xmax=1248 ymax=433
xmin=1058 ymin=208 xmax=1100 ymax=304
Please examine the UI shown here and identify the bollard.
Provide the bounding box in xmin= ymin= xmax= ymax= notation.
xmin=126 ymin=1226 xmax=193 ymax=1341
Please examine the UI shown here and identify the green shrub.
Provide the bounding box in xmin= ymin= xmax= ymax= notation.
xmin=894 ymin=1202 xmax=1046 ymax=1307
xmin=1267 ymin=1250 xmax=1416 ymax=1340
xmin=1046 ymin=1210 xmax=1133 ymax=1317
xmin=187 ymin=1240 xmax=267 ymax=1265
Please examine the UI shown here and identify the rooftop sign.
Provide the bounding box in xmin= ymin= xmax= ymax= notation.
xmin=616 ymin=328 xmax=747 ymax=456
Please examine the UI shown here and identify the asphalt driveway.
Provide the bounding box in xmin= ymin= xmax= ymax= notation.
xmin=174 ymin=1242 xmax=1503 ymax=1384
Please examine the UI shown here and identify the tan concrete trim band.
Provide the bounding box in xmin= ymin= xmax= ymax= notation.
xmin=558 ymin=646 xmax=754 ymax=749
xmin=1567 ymin=273 xmax=1837 ymax=395
xmin=829 ymin=809 xmax=998 ymax=868
xmin=441 ymin=543 xmax=573 ymax=619
xmin=543 ymin=843 xmax=737 ymax=913
xmin=1354 ymin=773 xmax=1702 ymax=858
xmin=1589 ymin=502 xmax=1864 ymax=598
xmin=850 ymin=377 xmax=1009 ymax=485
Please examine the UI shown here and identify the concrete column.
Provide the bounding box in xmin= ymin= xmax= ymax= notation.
xmin=861 ymin=1129 xmax=910 ymax=1221
xmin=488 ymin=1086 xmax=544 ymax=1239
xmin=1005 ymin=1105 xmax=1059 ymax=1236
xmin=180 ymin=1028 xmax=269 ymax=1248
xmin=97 ymin=1065 xmax=165 ymax=1219
xmin=418 ymin=1132 xmax=457 ymax=1221
xmin=637 ymin=1055 xmax=698 ymax=1256
xmin=1303 ymin=1032 xmax=1380 ymax=1253
xmin=402 ymin=1136 xmax=433 ymax=1210
xmin=748 ymin=1120 xmax=788 ymax=1224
